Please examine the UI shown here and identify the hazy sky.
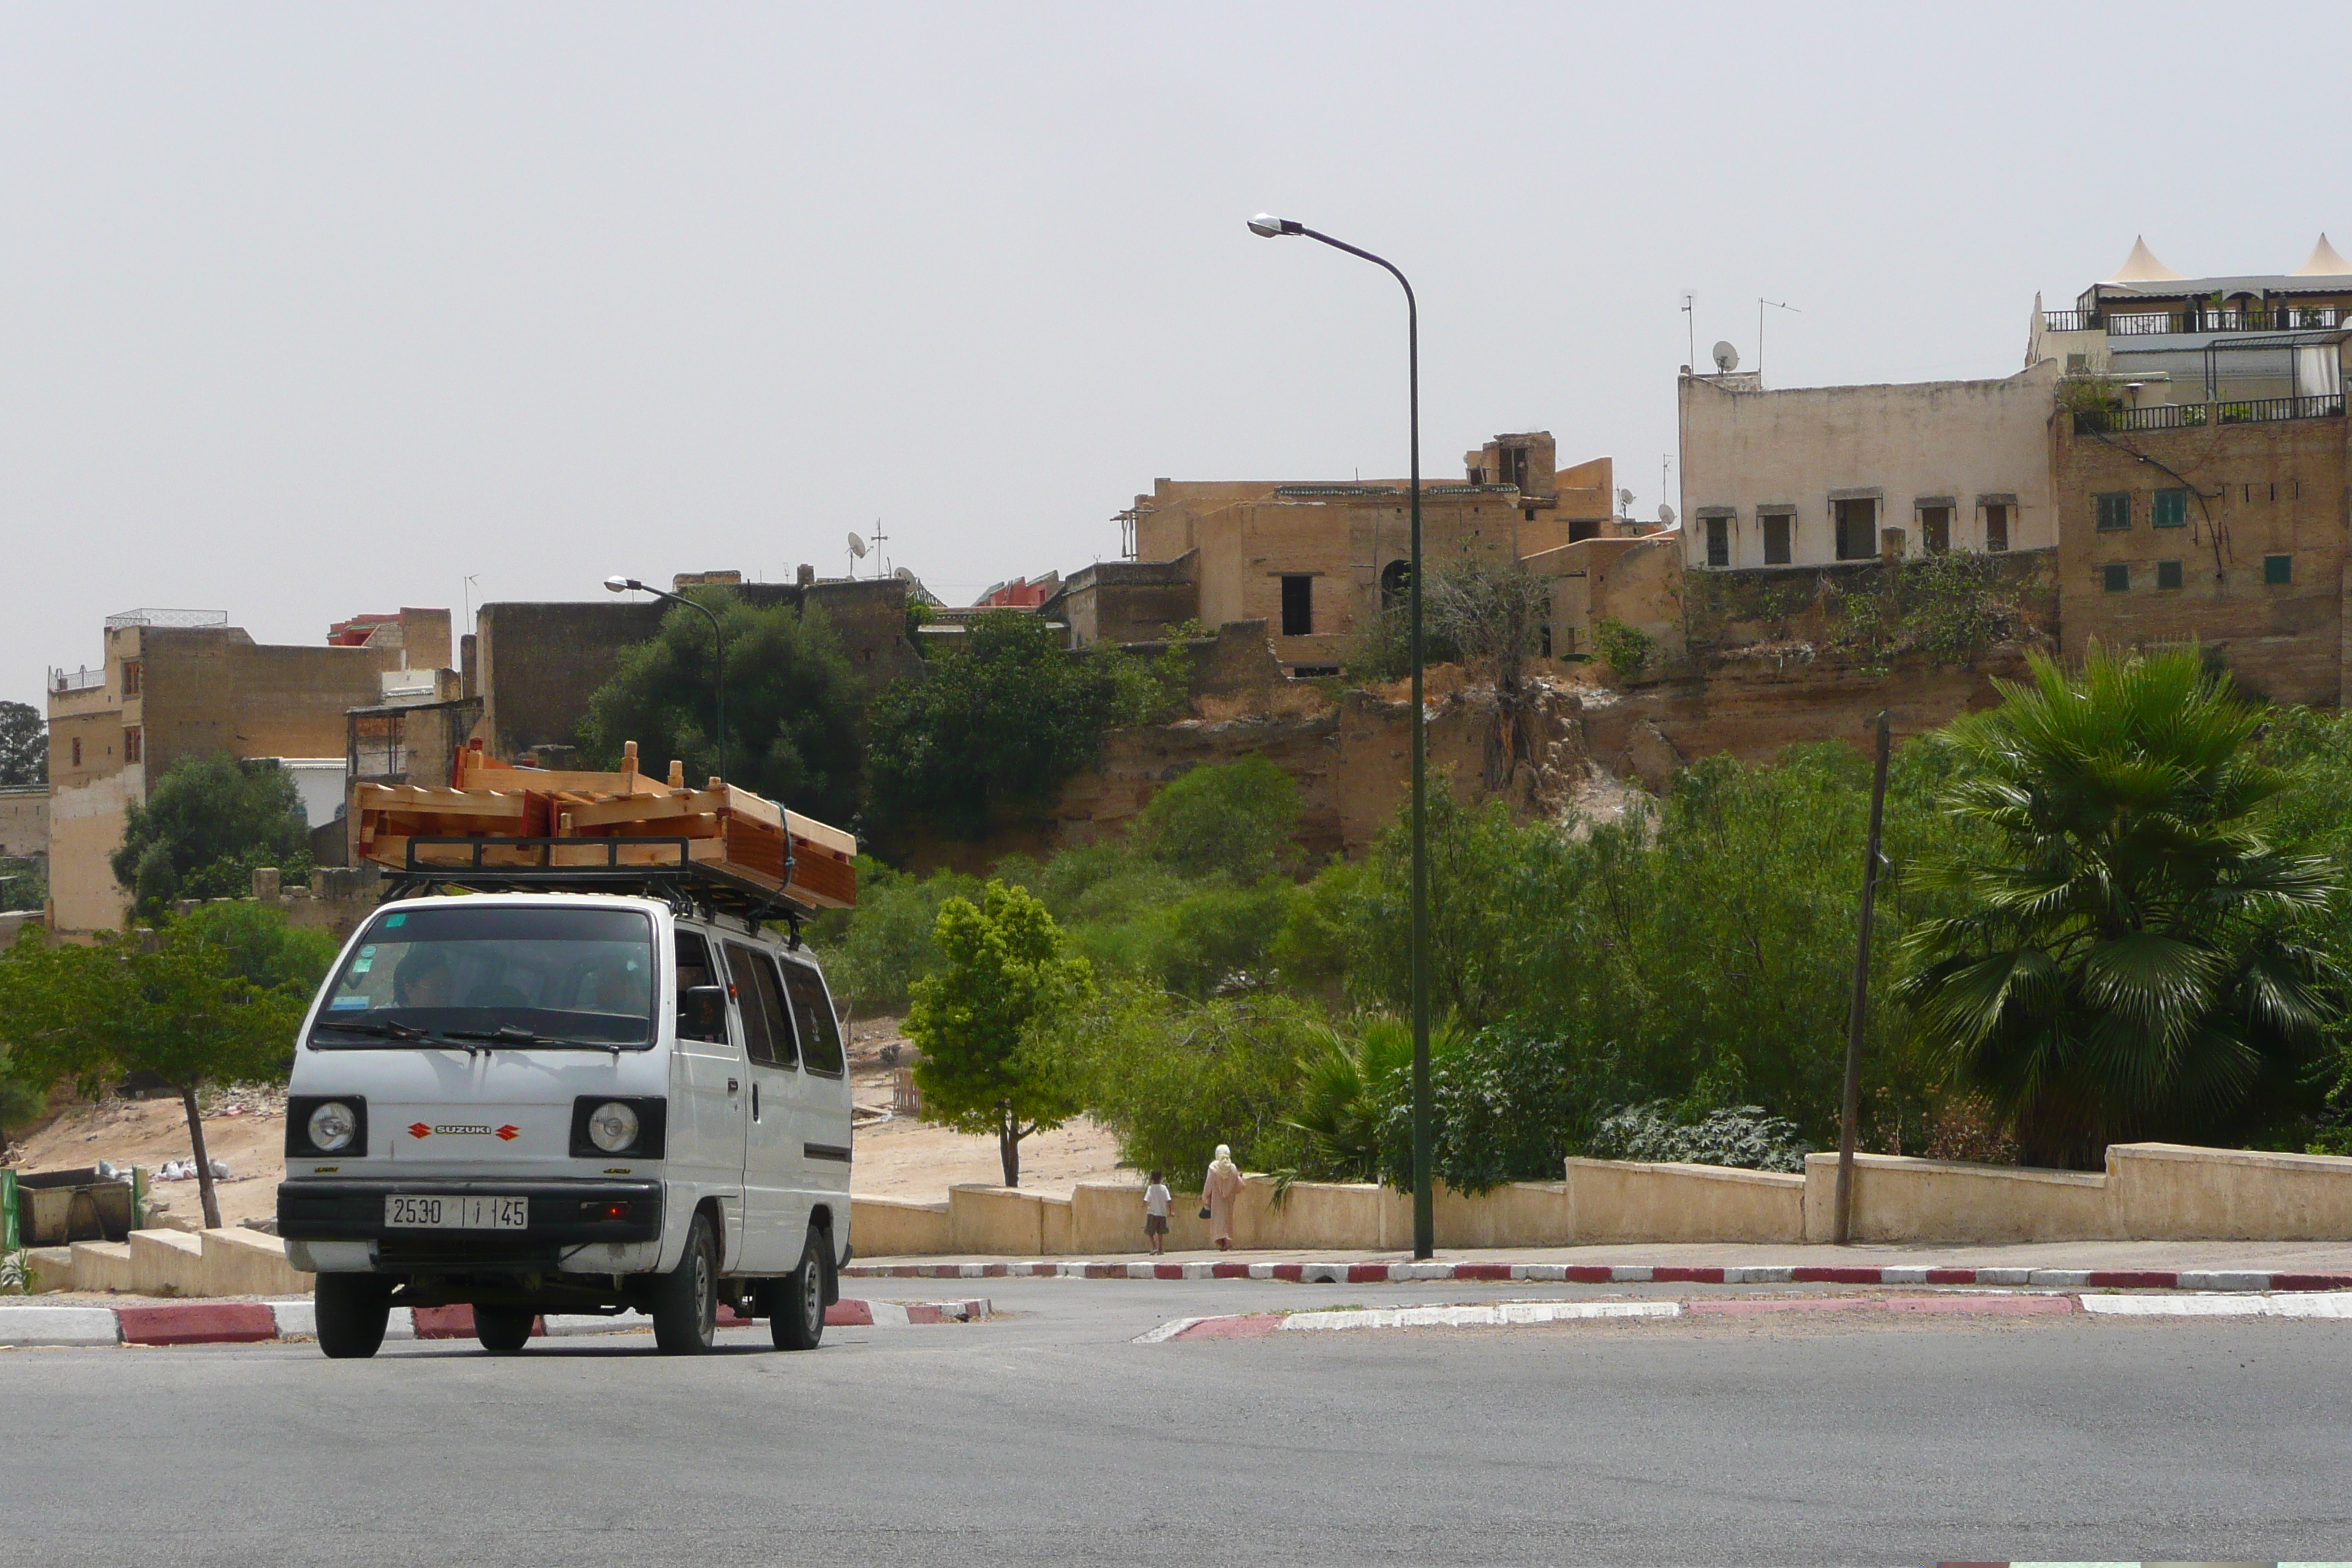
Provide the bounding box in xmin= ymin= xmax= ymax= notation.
xmin=4 ymin=3 xmax=2343 ymax=709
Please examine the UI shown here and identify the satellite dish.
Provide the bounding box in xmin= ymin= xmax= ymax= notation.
xmin=893 ymin=565 xmax=913 ymax=581
xmin=1616 ymin=488 xmax=1635 ymax=510
xmin=847 ymin=532 xmax=868 ymax=558
xmin=1711 ymin=341 xmax=1740 ymax=373
xmin=1658 ymin=503 xmax=1678 ymax=527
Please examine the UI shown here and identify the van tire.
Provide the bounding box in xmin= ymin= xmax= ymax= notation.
xmin=772 ymin=1229 xmax=826 ymax=1351
xmin=474 ymin=1306 xmax=535 ymax=1354
xmin=315 ymin=1275 xmax=391 ymax=1360
xmin=652 ymin=1212 xmax=718 ymax=1354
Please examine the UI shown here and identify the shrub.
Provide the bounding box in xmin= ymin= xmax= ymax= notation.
xmin=1132 ymin=756 xmax=1300 ymax=881
xmin=1591 ymin=617 xmax=1656 ymax=681
xmin=1583 ymin=1102 xmax=1810 ymax=1173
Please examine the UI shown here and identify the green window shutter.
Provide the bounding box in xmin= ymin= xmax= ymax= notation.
xmin=2264 ymin=554 xmax=2293 ymax=585
xmin=2153 ymin=489 xmax=2188 ymax=528
xmin=2095 ymin=493 xmax=2131 ymax=530
xmin=2157 ymin=559 xmax=2184 ymax=590
xmin=2103 ymin=563 xmax=2130 ymax=592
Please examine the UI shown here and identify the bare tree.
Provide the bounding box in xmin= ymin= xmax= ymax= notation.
xmin=1426 ymin=557 xmax=1553 ymax=788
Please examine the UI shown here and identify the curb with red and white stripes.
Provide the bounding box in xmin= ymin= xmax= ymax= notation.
xmin=845 ymin=1258 xmax=2352 ymax=1292
xmin=1138 ymin=1289 xmax=2352 ymax=1341
xmin=0 ymin=1297 xmax=989 ymax=1349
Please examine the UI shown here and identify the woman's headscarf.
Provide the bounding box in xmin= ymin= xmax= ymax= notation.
xmin=1214 ymin=1144 xmax=1232 ymax=1163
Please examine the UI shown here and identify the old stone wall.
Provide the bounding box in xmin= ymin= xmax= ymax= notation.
xmin=2054 ymin=411 xmax=2349 ymax=707
xmin=0 ymin=786 xmax=47 ymax=861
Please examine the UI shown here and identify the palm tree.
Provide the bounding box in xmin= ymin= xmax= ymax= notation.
xmin=1896 ymin=643 xmax=2342 ymax=1169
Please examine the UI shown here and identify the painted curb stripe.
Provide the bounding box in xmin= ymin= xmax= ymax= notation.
xmin=842 ymin=1259 xmax=2352 ymax=1292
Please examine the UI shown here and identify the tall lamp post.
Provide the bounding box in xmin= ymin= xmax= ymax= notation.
xmin=1246 ymin=213 xmax=1433 ymax=1260
xmin=603 ymin=575 xmax=727 ymax=784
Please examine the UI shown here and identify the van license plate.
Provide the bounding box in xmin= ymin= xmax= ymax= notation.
xmin=384 ymin=1196 xmax=528 ymax=1230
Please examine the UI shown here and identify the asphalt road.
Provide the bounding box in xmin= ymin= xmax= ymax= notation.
xmin=5 ymin=1277 xmax=2350 ymax=1566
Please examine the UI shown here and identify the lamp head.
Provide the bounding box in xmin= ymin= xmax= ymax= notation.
xmin=1248 ymin=214 xmax=1303 ymax=238
xmin=603 ymin=575 xmax=637 ymax=594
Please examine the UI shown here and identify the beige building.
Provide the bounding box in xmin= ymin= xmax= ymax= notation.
xmin=1100 ymin=433 xmax=1624 ymax=671
xmin=1678 ymin=360 xmax=2061 ymax=573
xmin=46 ymin=607 xmax=449 ymax=932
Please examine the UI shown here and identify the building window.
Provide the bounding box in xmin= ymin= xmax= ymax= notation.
xmin=121 ymin=660 xmax=142 ymax=697
xmin=1833 ymin=498 xmax=1877 ymax=560
xmin=2095 ymin=493 xmax=2131 ymax=531
xmin=1985 ymin=503 xmax=2010 ymax=552
xmin=2153 ymin=489 xmax=2188 ymax=529
xmin=124 ymin=726 xmax=142 ymax=763
xmin=1704 ymin=516 xmax=1731 ymax=568
xmin=1568 ymin=519 xmax=1600 ymax=543
xmin=2103 ymin=564 xmax=2130 ymax=592
xmin=1761 ymin=513 xmax=1792 ymax=565
xmin=1379 ymin=559 xmax=1411 ymax=608
xmin=1918 ymin=505 xmax=1951 ymax=554
xmin=2156 ymin=559 xmax=2184 ymax=591
xmin=71 ymin=736 xmax=82 ymax=767
xmin=2264 ymin=554 xmax=2293 ymax=585
xmin=1280 ymin=574 xmax=1313 ymax=636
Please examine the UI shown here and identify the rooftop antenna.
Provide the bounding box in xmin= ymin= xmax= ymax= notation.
xmin=846 ymin=530 xmax=868 ymax=578
xmin=867 ymin=517 xmax=888 ymax=577
xmin=462 ymin=573 xmax=479 ymax=633
xmin=1759 ymin=298 xmax=1800 ymax=380
xmin=1679 ymin=290 xmax=1696 ymax=370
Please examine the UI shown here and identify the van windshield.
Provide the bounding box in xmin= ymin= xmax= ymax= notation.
xmin=310 ymin=905 xmax=657 ymax=1050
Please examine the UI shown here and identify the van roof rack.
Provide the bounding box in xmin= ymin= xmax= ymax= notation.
xmin=378 ymin=836 xmax=806 ymax=941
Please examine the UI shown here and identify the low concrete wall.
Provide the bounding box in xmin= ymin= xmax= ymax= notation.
xmin=1803 ymin=1153 xmax=2111 ymax=1244
xmin=129 ymin=1229 xmax=203 ymax=1295
xmin=197 ymin=1229 xmax=312 ymax=1296
xmin=70 ymin=1240 xmax=133 ymax=1292
xmin=1562 ymin=1159 xmax=1806 ymax=1244
xmin=948 ymin=1185 xmax=1076 ymax=1256
xmin=851 ymin=1196 xmax=952 ymax=1257
xmin=2109 ymin=1143 xmax=2352 ymax=1241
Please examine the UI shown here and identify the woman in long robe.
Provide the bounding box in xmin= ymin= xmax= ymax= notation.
xmin=1201 ymin=1145 xmax=1244 ymax=1251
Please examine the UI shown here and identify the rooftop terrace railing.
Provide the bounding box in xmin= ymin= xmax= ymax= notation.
xmin=2074 ymin=393 xmax=2345 ymax=434
xmin=48 ymin=666 xmax=104 ymax=694
xmin=103 ymin=608 xmax=229 ymax=630
xmin=2048 ymin=306 xmax=2342 ymax=336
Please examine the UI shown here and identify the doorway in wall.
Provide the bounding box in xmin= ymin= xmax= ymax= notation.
xmin=1833 ymin=498 xmax=1878 ymax=561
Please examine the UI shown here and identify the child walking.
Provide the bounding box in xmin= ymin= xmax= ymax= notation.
xmin=1142 ymin=1171 xmax=1172 ymax=1255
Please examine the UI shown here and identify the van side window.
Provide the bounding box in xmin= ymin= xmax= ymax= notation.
xmin=674 ymin=931 xmax=728 ymax=1045
xmin=782 ymin=963 xmax=845 ymax=1077
xmin=726 ymin=943 xmax=798 ymax=1069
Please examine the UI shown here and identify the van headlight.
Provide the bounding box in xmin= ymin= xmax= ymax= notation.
xmin=307 ymin=1101 xmax=358 ymax=1153
xmin=587 ymin=1101 xmax=641 ymax=1153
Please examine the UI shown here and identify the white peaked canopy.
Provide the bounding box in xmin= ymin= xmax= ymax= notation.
xmin=2293 ymin=233 xmax=2352 ymax=277
xmin=2106 ymin=235 xmax=2185 ymax=284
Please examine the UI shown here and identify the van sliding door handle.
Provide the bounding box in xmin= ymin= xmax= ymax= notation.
xmin=727 ymin=1078 xmax=739 ymax=1093
xmin=752 ymin=1083 xmax=760 ymax=1120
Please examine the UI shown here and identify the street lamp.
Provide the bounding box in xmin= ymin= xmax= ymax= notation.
xmin=1247 ymin=212 xmax=1434 ymax=1261
xmin=603 ymin=575 xmax=728 ymax=785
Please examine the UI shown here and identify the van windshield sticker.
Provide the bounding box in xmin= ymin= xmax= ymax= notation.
xmin=329 ymin=996 xmax=369 ymax=1010
xmin=384 ymin=913 xmax=407 ymax=928
xmin=351 ymin=958 xmax=372 ymax=974
xmin=359 ymin=945 xmax=377 ymax=958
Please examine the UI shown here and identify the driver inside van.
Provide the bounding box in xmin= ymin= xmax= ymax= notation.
xmin=392 ymin=949 xmax=456 ymax=1009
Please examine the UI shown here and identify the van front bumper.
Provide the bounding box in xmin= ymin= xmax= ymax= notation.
xmin=278 ymin=1178 xmax=663 ymax=1273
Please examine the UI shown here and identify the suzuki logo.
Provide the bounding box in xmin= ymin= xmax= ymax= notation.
xmin=409 ymin=1123 xmax=431 ymax=1139
xmin=496 ymin=1124 xmax=520 ymax=1141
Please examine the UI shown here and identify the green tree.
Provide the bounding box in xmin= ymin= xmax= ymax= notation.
xmin=0 ymin=700 xmax=44 ymax=787
xmin=0 ymin=911 xmax=314 ymax=1226
xmin=1897 ymin=645 xmax=2342 ymax=1169
xmin=0 ymin=856 xmax=46 ymax=914
xmin=864 ymin=612 xmax=1180 ymax=848
xmin=577 ymin=589 xmax=864 ymax=826
xmin=906 ymin=881 xmax=1096 ymax=1186
xmin=1287 ymin=1017 xmax=1417 ymax=1182
xmin=806 ymin=859 xmax=985 ymax=1013
xmin=111 ymin=756 xmax=313 ymax=916
xmin=1132 ymin=755 xmax=1300 ymax=881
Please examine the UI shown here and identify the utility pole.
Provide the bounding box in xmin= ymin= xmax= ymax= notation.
xmin=1835 ymin=711 xmax=1893 ymax=1245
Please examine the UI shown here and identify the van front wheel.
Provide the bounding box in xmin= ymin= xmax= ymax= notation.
xmin=772 ymin=1229 xmax=826 ymax=1352
xmin=651 ymin=1213 xmax=718 ymax=1354
xmin=315 ymin=1274 xmax=391 ymax=1360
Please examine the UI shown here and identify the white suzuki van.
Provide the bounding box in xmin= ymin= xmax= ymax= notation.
xmin=278 ymin=880 xmax=853 ymax=1359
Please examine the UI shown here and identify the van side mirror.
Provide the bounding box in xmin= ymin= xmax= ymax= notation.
xmin=679 ymin=985 xmax=728 ymax=1042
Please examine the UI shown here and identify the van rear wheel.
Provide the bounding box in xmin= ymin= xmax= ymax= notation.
xmin=772 ymin=1229 xmax=826 ymax=1352
xmin=651 ymin=1212 xmax=718 ymax=1354
xmin=315 ymin=1274 xmax=391 ymax=1360
xmin=474 ymin=1305 xmax=535 ymax=1354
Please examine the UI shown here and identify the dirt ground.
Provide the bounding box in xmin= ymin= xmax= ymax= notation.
xmin=2 ymin=1017 xmax=1129 ymax=1223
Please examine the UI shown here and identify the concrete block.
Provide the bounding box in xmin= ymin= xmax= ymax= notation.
xmin=116 ymin=1302 xmax=278 ymax=1345
xmin=198 ymin=1228 xmax=314 ymax=1297
xmin=0 ymin=1305 xmax=121 ymax=1346
xmin=69 ymin=1240 xmax=135 ymax=1293
xmin=129 ymin=1229 xmax=206 ymax=1296
xmin=23 ymin=1246 xmax=75 ymax=1293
